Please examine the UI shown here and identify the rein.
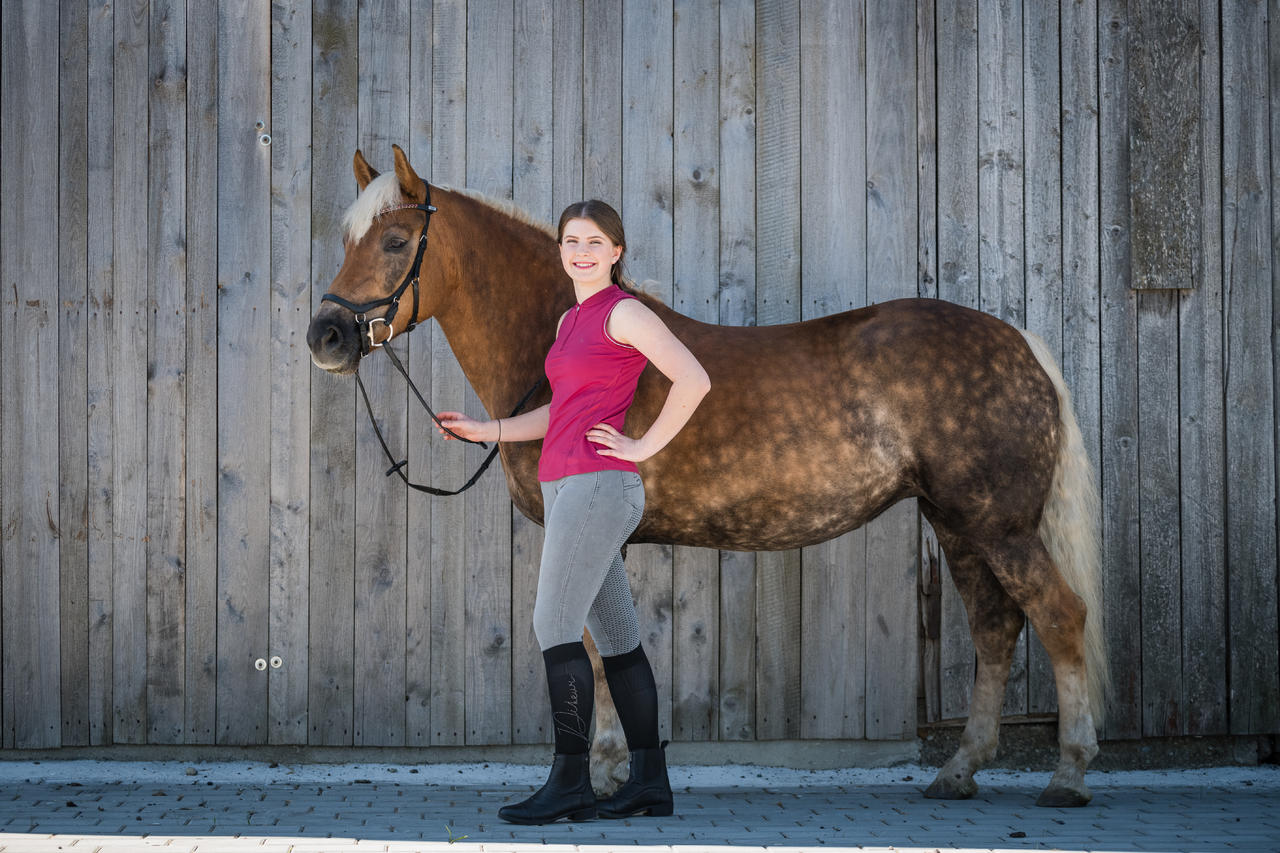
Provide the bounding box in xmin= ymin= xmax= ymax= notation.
xmin=325 ymin=184 xmax=541 ymax=497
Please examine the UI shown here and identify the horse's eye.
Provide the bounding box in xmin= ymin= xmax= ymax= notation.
xmin=385 ymin=237 xmax=407 ymax=251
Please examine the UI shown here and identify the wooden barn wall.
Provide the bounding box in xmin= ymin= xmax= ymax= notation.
xmin=0 ymin=0 xmax=1276 ymax=751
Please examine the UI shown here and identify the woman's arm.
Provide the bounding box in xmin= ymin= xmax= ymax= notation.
xmin=437 ymin=403 xmax=550 ymax=444
xmin=587 ymin=299 xmax=710 ymax=463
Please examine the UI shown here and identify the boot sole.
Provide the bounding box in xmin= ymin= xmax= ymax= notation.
xmin=498 ymin=806 xmax=597 ymax=825
xmin=599 ymin=802 xmax=674 ymax=819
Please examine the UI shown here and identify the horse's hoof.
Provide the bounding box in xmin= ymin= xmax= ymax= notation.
xmin=924 ymin=774 xmax=978 ymax=800
xmin=1036 ymin=785 xmax=1092 ymax=808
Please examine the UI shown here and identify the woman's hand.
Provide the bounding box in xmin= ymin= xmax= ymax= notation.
xmin=436 ymin=411 xmax=496 ymax=443
xmin=586 ymin=422 xmax=647 ymax=462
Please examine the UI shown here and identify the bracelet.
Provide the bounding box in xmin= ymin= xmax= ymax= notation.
xmin=496 ymin=418 xmax=502 ymax=442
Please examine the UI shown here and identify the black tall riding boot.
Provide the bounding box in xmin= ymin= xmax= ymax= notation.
xmin=597 ymin=742 xmax=673 ymax=819
xmin=497 ymin=752 xmax=597 ymax=825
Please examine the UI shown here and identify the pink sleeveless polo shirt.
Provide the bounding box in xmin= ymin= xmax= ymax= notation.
xmin=539 ymin=285 xmax=649 ymax=482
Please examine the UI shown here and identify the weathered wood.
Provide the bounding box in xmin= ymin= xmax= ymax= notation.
xmin=1222 ymin=0 xmax=1279 ymax=736
xmin=184 ymin=0 xmax=219 ymax=747
xmin=1127 ymin=0 xmax=1200 ymax=290
xmin=623 ymin=0 xmax=676 ymax=740
xmin=717 ymin=0 xmax=757 ymax=743
xmin=1 ymin=0 xmax=62 ymax=749
xmin=798 ymin=0 xmax=866 ymax=741
xmin=754 ymin=0 xmax=803 ymax=742
xmin=351 ymin=0 xmax=410 ymax=749
xmin=1175 ymin=0 xmax=1226 ymax=736
xmin=1138 ymin=290 xmax=1182 ymax=736
xmin=865 ymin=0 xmax=918 ymax=740
xmin=429 ymin=0 xmax=469 ymax=746
xmin=583 ymin=0 xmax=622 ymax=202
xmin=216 ymin=0 xmax=272 ymax=744
xmin=306 ymin=0 xmax=358 ymax=747
xmin=464 ymin=0 xmax=514 ymax=746
xmin=1022 ymin=0 xmax=1062 ymax=716
xmin=405 ymin=0 xmax=437 ymax=749
xmin=1060 ymin=0 xmax=1103 ymax=731
xmin=111 ymin=0 xmax=150 ymax=746
xmin=58 ymin=0 xmax=91 ymax=748
xmin=1099 ymin=0 xmax=1143 ymax=739
xmin=935 ymin=0 xmax=978 ymax=721
xmin=268 ymin=0 xmax=312 ymax=745
xmin=146 ymin=0 xmax=189 ymax=745
xmin=551 ymin=0 xmax=584 ymax=216
xmin=672 ymin=0 xmax=721 ymax=743
xmin=85 ymin=0 xmax=116 ymax=747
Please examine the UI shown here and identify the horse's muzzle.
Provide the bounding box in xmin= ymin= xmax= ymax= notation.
xmin=307 ymin=303 xmax=362 ymax=374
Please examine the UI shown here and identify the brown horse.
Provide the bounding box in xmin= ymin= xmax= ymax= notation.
xmin=308 ymin=145 xmax=1108 ymax=807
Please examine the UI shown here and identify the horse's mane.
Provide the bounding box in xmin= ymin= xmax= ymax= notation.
xmin=342 ymin=173 xmax=555 ymax=244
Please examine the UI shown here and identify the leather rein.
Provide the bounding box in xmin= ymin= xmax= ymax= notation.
xmin=321 ymin=184 xmax=541 ymax=497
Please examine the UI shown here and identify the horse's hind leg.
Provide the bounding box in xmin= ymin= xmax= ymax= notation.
xmin=924 ymin=531 xmax=1025 ymax=801
xmin=980 ymin=533 xmax=1098 ymax=807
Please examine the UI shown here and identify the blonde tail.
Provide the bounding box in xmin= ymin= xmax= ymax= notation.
xmin=1019 ymin=330 xmax=1110 ymax=725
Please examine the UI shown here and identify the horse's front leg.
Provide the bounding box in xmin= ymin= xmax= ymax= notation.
xmin=924 ymin=542 xmax=1025 ymax=800
xmin=584 ymin=631 xmax=629 ymax=794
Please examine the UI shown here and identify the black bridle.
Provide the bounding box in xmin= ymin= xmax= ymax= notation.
xmin=322 ymin=184 xmax=540 ymax=497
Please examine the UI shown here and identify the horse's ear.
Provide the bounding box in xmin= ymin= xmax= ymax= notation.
xmin=392 ymin=144 xmax=428 ymax=203
xmin=353 ymin=149 xmax=379 ymax=191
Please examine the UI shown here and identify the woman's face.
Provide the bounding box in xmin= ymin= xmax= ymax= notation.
xmin=559 ymin=218 xmax=621 ymax=288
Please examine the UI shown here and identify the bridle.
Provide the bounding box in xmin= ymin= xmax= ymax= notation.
xmin=320 ymin=182 xmax=541 ymax=497
xmin=321 ymin=194 xmax=437 ymax=355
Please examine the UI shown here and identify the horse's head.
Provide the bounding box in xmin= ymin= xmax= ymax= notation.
xmin=308 ymin=145 xmax=444 ymax=374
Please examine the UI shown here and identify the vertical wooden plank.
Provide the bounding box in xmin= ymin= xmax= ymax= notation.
xmin=1138 ymin=290 xmax=1182 ymax=736
xmin=1127 ymin=0 xmax=1200 ymax=290
xmin=916 ymin=0 xmax=940 ymax=722
xmin=58 ymin=0 xmax=92 ymax=747
xmin=622 ymin=0 xmax=675 ymax=741
xmin=671 ymin=0 xmax=720 ymax=743
xmin=551 ymin=0 xmax=584 ymax=217
xmin=754 ymin=0 xmax=802 ymax=740
xmin=86 ymin=0 xmax=116 ymax=746
xmin=184 ymin=0 xmax=219 ymax=746
xmin=1176 ymin=0 xmax=1226 ymax=737
xmin=1099 ymin=0 xmax=1142 ymax=739
xmin=798 ymin=0 xmax=866 ymax=741
xmin=511 ymin=0 xmax=556 ymax=748
xmin=216 ymin=0 xmax=272 ymax=744
xmin=977 ymin=0 xmax=1028 ymax=719
xmin=1061 ymin=0 xmax=1103 ymax=730
xmin=865 ymin=0 xmax=919 ymax=741
xmin=1 ymin=0 xmax=62 ymax=749
xmin=1222 ymin=0 xmax=1279 ymax=735
xmin=269 ymin=0 xmax=312 ymax=745
xmin=935 ymin=0 xmax=977 ymax=720
xmin=111 ymin=0 xmax=150 ymax=745
xmin=1022 ymin=0 xmax=1063 ymax=717
xmin=146 ymin=0 xmax=188 ymax=744
xmin=716 ymin=0 xmax=756 ymax=742
xmin=308 ymin=0 xmax=358 ymax=747
xmin=583 ymin=0 xmax=622 ymax=201
xmin=405 ymin=0 xmax=436 ymax=750
xmin=429 ymin=0 xmax=468 ymax=746
xmin=464 ymin=0 xmax=514 ymax=747
xmin=351 ymin=0 xmax=411 ymax=749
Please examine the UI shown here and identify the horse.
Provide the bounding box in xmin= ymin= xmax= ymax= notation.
xmin=307 ymin=145 xmax=1109 ymax=808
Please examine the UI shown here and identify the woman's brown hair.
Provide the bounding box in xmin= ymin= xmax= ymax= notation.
xmin=557 ymin=200 xmax=636 ymax=293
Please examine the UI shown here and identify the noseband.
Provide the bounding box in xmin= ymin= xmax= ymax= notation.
xmin=321 ymin=191 xmax=437 ymax=355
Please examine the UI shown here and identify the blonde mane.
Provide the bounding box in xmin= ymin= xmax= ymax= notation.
xmin=342 ymin=174 xmax=556 ymax=244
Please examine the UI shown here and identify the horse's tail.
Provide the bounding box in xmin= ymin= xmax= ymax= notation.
xmin=1019 ymin=330 xmax=1110 ymax=725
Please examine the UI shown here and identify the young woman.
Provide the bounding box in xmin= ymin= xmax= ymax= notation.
xmin=437 ymin=200 xmax=710 ymax=825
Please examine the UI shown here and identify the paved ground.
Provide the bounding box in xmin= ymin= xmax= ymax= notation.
xmin=0 ymin=761 xmax=1276 ymax=852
